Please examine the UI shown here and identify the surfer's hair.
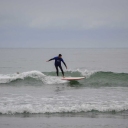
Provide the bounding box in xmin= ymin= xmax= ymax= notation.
xmin=59 ymin=54 xmax=62 ymax=56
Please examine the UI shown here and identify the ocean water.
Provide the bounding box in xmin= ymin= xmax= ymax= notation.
xmin=0 ymin=48 xmax=128 ymax=128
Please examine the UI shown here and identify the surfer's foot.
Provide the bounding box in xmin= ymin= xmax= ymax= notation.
xmin=63 ymin=76 xmax=65 ymax=78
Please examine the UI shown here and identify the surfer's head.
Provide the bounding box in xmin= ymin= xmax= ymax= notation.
xmin=58 ymin=54 xmax=62 ymax=58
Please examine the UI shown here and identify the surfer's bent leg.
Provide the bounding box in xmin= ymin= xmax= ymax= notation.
xmin=59 ymin=65 xmax=64 ymax=77
xmin=55 ymin=65 xmax=59 ymax=76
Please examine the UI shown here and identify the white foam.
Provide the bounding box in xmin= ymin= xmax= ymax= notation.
xmin=67 ymin=68 xmax=96 ymax=78
xmin=43 ymin=76 xmax=67 ymax=84
xmin=0 ymin=70 xmax=45 ymax=84
xmin=0 ymin=96 xmax=127 ymax=114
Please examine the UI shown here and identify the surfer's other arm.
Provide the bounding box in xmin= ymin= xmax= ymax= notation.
xmin=62 ymin=59 xmax=67 ymax=69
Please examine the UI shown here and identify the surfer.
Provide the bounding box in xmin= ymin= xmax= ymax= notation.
xmin=46 ymin=54 xmax=67 ymax=77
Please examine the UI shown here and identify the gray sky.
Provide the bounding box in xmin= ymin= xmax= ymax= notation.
xmin=0 ymin=0 xmax=128 ymax=48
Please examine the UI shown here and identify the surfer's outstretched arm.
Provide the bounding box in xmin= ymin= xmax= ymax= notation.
xmin=46 ymin=58 xmax=55 ymax=62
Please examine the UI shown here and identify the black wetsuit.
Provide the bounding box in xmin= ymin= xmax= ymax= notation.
xmin=49 ymin=56 xmax=67 ymax=76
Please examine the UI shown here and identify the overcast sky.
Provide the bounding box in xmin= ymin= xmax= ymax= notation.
xmin=0 ymin=0 xmax=128 ymax=48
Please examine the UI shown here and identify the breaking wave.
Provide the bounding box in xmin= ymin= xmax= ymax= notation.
xmin=0 ymin=70 xmax=128 ymax=87
xmin=0 ymin=95 xmax=128 ymax=114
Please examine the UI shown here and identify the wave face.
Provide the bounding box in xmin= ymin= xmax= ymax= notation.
xmin=83 ymin=71 xmax=128 ymax=87
xmin=0 ymin=70 xmax=128 ymax=87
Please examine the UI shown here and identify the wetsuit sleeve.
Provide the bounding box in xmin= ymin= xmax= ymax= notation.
xmin=61 ymin=59 xmax=67 ymax=68
xmin=48 ymin=57 xmax=55 ymax=61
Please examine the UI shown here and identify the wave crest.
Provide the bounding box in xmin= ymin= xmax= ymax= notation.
xmin=0 ymin=101 xmax=127 ymax=114
xmin=0 ymin=70 xmax=67 ymax=84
